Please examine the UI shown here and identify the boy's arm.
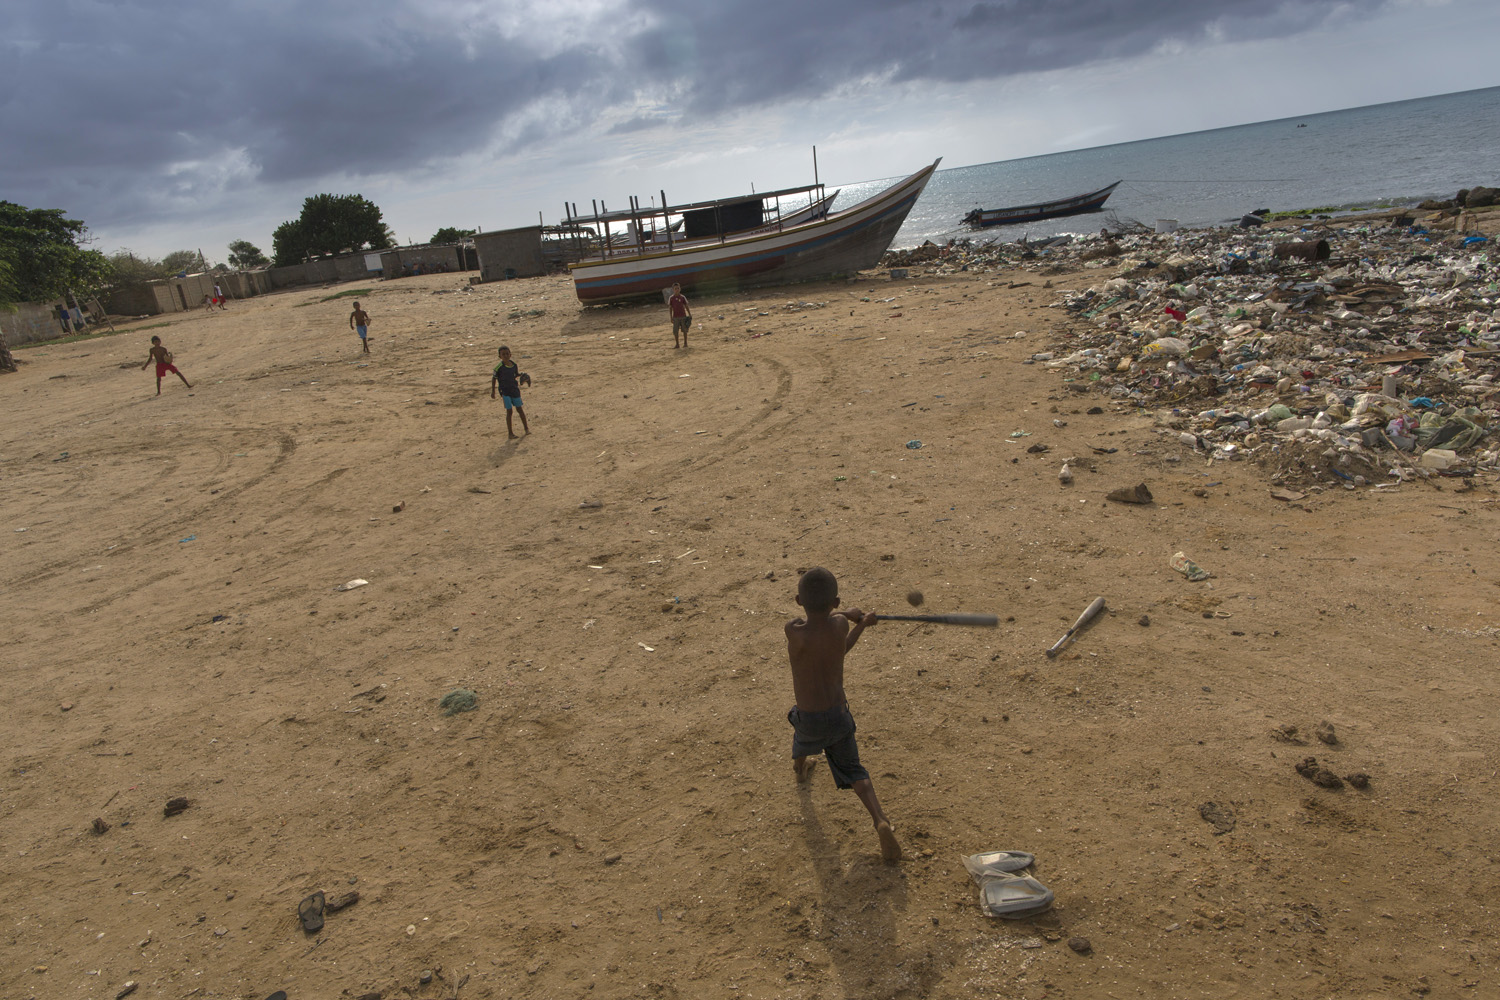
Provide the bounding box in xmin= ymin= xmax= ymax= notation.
xmin=841 ymin=608 xmax=876 ymax=651
xmin=490 ymin=370 xmax=498 ymax=398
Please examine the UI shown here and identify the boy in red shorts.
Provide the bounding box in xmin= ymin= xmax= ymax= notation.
xmin=141 ymin=335 xmax=192 ymax=395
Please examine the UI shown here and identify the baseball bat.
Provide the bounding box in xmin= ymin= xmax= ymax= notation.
xmin=1044 ymin=596 xmax=1107 ymax=658
xmin=877 ymin=612 xmax=999 ymax=628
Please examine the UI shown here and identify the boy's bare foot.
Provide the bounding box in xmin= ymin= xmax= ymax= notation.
xmin=794 ymin=757 xmax=815 ymax=783
xmin=508 ymin=432 xmax=519 ymax=440
xmin=876 ymin=821 xmax=902 ymax=862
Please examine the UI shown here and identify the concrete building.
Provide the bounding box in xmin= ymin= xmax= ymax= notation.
xmin=473 ymin=226 xmax=546 ymax=282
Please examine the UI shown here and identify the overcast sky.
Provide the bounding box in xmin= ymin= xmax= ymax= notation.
xmin=4 ymin=0 xmax=1497 ymax=261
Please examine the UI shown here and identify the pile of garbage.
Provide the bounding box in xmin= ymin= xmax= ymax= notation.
xmin=1007 ymin=214 xmax=1499 ymax=488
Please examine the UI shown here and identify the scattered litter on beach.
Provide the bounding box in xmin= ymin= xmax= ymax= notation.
xmin=335 ymin=578 xmax=369 ymax=591
xmin=884 ymin=210 xmax=1500 ymax=492
xmin=1170 ymin=552 xmax=1211 ymax=581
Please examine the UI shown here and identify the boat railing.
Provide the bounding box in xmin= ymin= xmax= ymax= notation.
xmin=561 ymin=182 xmax=829 ymax=264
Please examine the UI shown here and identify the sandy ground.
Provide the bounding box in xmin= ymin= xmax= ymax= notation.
xmin=3 ymin=265 xmax=1498 ymax=1000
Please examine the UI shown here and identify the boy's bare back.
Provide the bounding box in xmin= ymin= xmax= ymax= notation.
xmin=786 ymin=608 xmax=873 ymax=712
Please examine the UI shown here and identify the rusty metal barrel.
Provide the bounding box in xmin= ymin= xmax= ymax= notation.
xmin=1273 ymin=239 xmax=1331 ymax=261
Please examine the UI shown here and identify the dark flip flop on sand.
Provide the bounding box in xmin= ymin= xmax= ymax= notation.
xmin=265 ymin=992 xmax=287 ymax=1000
xmin=298 ymin=891 xmax=325 ymax=933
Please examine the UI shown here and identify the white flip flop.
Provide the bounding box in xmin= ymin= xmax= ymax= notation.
xmin=979 ymin=875 xmax=1055 ymax=919
xmin=963 ymin=850 xmax=1035 ymax=882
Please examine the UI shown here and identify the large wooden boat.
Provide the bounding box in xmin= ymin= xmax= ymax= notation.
xmin=608 ymin=190 xmax=840 ymax=248
xmin=962 ymin=180 xmax=1120 ymax=228
xmin=565 ymin=160 xmax=940 ymax=304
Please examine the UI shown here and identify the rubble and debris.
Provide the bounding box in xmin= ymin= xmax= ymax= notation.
xmin=883 ymin=208 xmax=1497 ymax=492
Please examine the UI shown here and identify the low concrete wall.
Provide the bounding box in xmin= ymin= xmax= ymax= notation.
xmin=217 ymin=271 xmax=270 ymax=298
xmin=103 ymin=285 xmax=164 ymax=317
xmin=266 ymin=252 xmax=376 ymax=289
xmin=333 ymin=255 xmax=373 ymax=281
xmin=380 ymin=245 xmax=462 ymax=278
xmin=100 ymin=270 xmax=270 ymax=318
xmin=1 ymin=301 xmax=89 ymax=346
xmin=474 ymin=227 xmax=545 ymax=281
xmin=266 ymin=264 xmax=306 ymax=289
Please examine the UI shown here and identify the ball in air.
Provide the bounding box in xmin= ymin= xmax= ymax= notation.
xmin=905 ymin=590 xmax=924 ymax=607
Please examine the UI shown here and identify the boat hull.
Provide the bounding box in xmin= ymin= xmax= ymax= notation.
xmin=964 ymin=181 xmax=1121 ymax=228
xmin=571 ymin=162 xmax=938 ymax=304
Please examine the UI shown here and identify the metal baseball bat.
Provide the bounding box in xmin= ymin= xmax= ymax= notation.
xmin=877 ymin=612 xmax=999 ymax=627
xmin=1044 ymin=596 xmax=1107 ymax=658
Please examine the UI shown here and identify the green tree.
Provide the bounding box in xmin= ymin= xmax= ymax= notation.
xmin=272 ymin=194 xmax=394 ymax=266
xmin=0 ymin=202 xmax=111 ymax=371
xmin=105 ymin=250 xmax=164 ymax=287
xmin=227 ymin=239 xmax=269 ymax=269
xmin=161 ymin=250 xmax=203 ymax=275
xmin=0 ymin=202 xmax=111 ymax=304
xmin=430 ymin=226 xmax=473 ymax=245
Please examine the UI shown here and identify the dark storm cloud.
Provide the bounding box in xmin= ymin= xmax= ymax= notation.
xmin=0 ymin=1 xmax=613 ymax=229
xmin=627 ymin=0 xmax=1387 ymax=114
xmin=0 ymin=0 xmax=1382 ymax=232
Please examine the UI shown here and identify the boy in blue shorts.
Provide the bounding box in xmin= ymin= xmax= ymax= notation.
xmin=349 ymin=301 xmax=371 ymax=354
xmin=785 ymin=567 xmax=901 ymax=861
xmin=490 ymin=345 xmax=531 ymax=438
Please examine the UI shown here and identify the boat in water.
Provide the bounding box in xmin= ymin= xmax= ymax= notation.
xmin=962 ymin=180 xmax=1121 ymax=228
xmin=565 ymin=160 xmax=940 ymax=304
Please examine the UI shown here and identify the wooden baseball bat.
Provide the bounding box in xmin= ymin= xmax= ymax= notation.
xmin=877 ymin=612 xmax=999 ymax=627
xmin=1045 ymin=596 xmax=1107 ymax=658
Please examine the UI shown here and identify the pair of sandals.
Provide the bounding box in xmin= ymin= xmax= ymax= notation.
xmin=963 ymin=851 xmax=1055 ymax=919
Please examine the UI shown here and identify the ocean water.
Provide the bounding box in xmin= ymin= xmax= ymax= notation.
xmin=834 ymin=85 xmax=1500 ymax=249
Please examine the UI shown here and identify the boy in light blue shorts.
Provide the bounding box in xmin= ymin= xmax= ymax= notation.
xmin=490 ymin=345 xmax=532 ymax=438
xmin=349 ymin=301 xmax=370 ymax=354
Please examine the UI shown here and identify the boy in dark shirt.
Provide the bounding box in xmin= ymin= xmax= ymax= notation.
xmin=490 ymin=345 xmax=531 ymax=438
xmin=785 ymin=567 xmax=901 ymax=861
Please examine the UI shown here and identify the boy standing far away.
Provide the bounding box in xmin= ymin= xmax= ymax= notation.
xmin=140 ymin=335 xmax=191 ymax=395
xmin=349 ymin=301 xmax=371 ymax=354
xmin=490 ymin=345 xmax=532 ymax=438
xmin=785 ymin=567 xmax=902 ymax=861
xmin=667 ymin=282 xmax=691 ymax=349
